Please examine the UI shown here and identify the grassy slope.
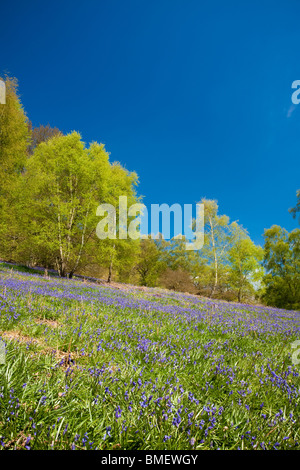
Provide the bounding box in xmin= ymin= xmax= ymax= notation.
xmin=0 ymin=263 xmax=300 ymax=450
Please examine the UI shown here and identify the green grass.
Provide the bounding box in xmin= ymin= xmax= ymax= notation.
xmin=0 ymin=266 xmax=300 ymax=450
xmin=0 ymin=262 xmax=43 ymax=275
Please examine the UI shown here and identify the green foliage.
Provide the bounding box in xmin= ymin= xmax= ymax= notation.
xmin=91 ymin=161 xmax=140 ymax=282
xmin=191 ymin=200 xmax=257 ymax=299
xmin=135 ymin=237 xmax=166 ymax=287
xmin=228 ymin=232 xmax=264 ymax=302
xmin=289 ymin=189 xmax=300 ymax=225
xmin=194 ymin=199 xmax=233 ymax=296
xmin=0 ymin=75 xmax=30 ymax=189
xmin=14 ymin=132 xmax=139 ymax=278
xmin=0 ymin=76 xmax=31 ymax=259
xmin=262 ymin=225 xmax=300 ymax=310
xmin=158 ymin=236 xmax=196 ymax=272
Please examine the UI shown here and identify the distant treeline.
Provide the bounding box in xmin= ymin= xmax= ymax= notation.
xmin=0 ymin=75 xmax=299 ymax=309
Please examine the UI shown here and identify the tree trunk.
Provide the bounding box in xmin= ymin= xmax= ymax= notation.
xmin=107 ymin=260 xmax=113 ymax=283
xmin=107 ymin=243 xmax=115 ymax=283
xmin=56 ymin=256 xmax=66 ymax=277
xmin=209 ymin=216 xmax=218 ymax=298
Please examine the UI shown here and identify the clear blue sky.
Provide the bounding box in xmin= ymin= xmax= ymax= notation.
xmin=1 ymin=0 xmax=299 ymax=245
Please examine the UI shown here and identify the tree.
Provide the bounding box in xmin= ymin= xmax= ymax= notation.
xmin=192 ymin=199 xmax=238 ymax=297
xmin=93 ymin=161 xmax=140 ymax=283
xmin=0 ymin=75 xmax=30 ymax=259
xmin=262 ymin=225 xmax=300 ymax=310
xmin=19 ymin=132 xmax=116 ymax=276
xmin=135 ymin=237 xmax=166 ymax=287
xmin=94 ymin=237 xmax=140 ymax=283
xmin=27 ymin=123 xmax=62 ymax=155
xmin=159 ymin=267 xmax=198 ymax=293
xmin=0 ymin=75 xmax=30 ymax=186
xmin=228 ymin=233 xmax=264 ymax=302
xmin=19 ymin=132 xmax=140 ymax=278
xmin=157 ymin=236 xmax=196 ymax=272
xmin=289 ymin=189 xmax=300 ymax=225
xmin=154 ymin=236 xmax=199 ymax=293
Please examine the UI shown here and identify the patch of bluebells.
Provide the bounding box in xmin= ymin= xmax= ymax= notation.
xmin=1 ymin=267 xmax=300 ymax=450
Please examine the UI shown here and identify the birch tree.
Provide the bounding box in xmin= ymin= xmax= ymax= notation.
xmin=19 ymin=132 xmax=114 ymax=276
xmin=0 ymin=75 xmax=30 ymax=259
xmin=193 ymin=199 xmax=234 ymax=297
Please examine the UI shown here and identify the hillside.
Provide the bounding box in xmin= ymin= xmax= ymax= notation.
xmin=0 ymin=263 xmax=300 ymax=450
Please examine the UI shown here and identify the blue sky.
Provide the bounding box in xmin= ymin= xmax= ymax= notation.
xmin=1 ymin=0 xmax=299 ymax=245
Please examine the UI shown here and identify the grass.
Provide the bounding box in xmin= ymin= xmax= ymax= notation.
xmin=0 ymin=264 xmax=300 ymax=450
xmin=0 ymin=262 xmax=42 ymax=275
